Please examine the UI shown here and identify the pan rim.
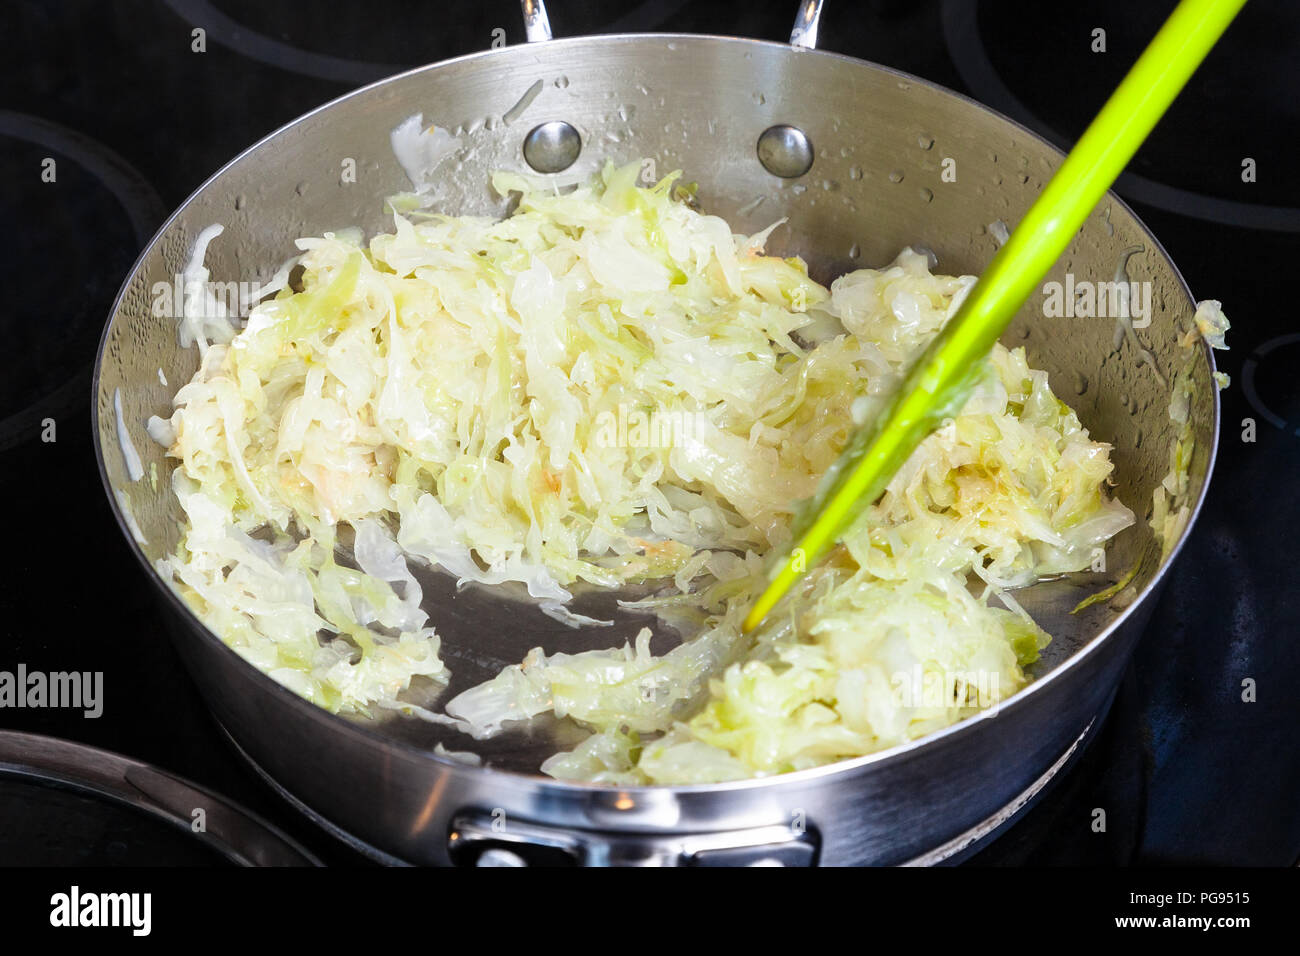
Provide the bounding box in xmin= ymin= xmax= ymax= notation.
xmin=92 ymin=32 xmax=1220 ymax=797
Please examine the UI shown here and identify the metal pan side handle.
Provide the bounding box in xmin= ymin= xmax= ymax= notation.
xmin=519 ymin=0 xmax=824 ymax=47
xmin=521 ymin=0 xmax=553 ymax=42
xmin=790 ymin=0 xmax=825 ymax=49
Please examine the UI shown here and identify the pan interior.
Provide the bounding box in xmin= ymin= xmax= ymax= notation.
xmin=96 ymin=36 xmax=1216 ymax=777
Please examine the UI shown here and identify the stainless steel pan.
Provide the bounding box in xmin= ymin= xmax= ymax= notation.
xmin=94 ymin=0 xmax=1219 ymax=865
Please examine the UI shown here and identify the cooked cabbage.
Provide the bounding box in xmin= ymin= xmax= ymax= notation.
xmin=153 ymin=159 xmax=1134 ymax=780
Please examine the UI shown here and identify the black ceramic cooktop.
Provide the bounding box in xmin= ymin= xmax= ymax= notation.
xmin=1 ymin=0 xmax=1296 ymax=866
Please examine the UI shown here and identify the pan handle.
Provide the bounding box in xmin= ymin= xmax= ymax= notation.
xmin=790 ymin=0 xmax=825 ymax=49
xmin=521 ymin=0 xmax=553 ymax=43
xmin=519 ymin=0 xmax=824 ymax=48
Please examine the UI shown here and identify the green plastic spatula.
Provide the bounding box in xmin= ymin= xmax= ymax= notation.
xmin=744 ymin=0 xmax=1247 ymax=633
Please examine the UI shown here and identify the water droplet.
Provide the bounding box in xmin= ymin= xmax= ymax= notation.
xmin=555 ymin=75 xmax=570 ymax=89
xmin=849 ymin=243 xmax=860 ymax=259
xmin=821 ymin=179 xmax=833 ymax=191
xmin=1019 ymin=172 xmax=1029 ymax=184
xmin=888 ymin=169 xmax=904 ymax=183
xmin=791 ymin=184 xmax=807 ymax=195
xmin=1074 ymin=372 xmax=1088 ymax=395
xmin=840 ymin=146 xmax=850 ymax=158
xmin=918 ymin=134 xmax=935 ymax=150
xmin=753 ymin=92 xmax=766 ymax=105
xmin=849 ymin=165 xmax=862 ymax=180
xmin=618 ymin=106 xmax=629 ymax=122
xmin=295 ymin=182 xmax=308 ymax=197
xmin=919 ymin=187 xmax=933 ymax=203
xmin=234 ymin=194 xmax=246 ymax=210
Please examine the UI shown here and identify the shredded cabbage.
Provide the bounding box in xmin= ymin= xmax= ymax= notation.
xmin=1150 ymin=299 xmax=1230 ymax=563
xmin=154 ymin=159 xmax=1134 ymax=780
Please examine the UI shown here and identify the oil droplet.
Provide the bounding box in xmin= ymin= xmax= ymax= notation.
xmin=918 ymin=134 xmax=935 ymax=150
xmin=888 ymin=169 xmax=904 ymax=183
xmin=849 ymin=165 xmax=862 ymax=180
xmin=919 ymin=187 xmax=933 ymax=203
xmin=555 ymin=75 xmax=570 ymax=89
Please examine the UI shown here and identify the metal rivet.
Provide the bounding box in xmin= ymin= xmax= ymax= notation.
xmin=757 ymin=124 xmax=814 ymax=178
xmin=523 ymin=121 xmax=581 ymax=173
